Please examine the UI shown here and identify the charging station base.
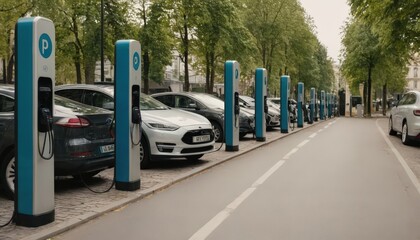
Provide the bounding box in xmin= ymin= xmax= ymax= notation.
xmin=226 ymin=145 xmax=239 ymax=152
xmin=15 ymin=210 xmax=55 ymax=227
xmin=116 ymin=180 xmax=141 ymax=191
xmin=256 ymin=137 xmax=266 ymax=142
xmin=281 ymin=129 xmax=289 ymax=134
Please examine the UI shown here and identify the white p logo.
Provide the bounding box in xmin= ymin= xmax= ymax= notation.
xmin=42 ymin=39 xmax=49 ymax=54
xmin=39 ymin=33 xmax=52 ymax=58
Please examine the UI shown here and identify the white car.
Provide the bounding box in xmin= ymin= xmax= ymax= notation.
xmin=389 ymin=90 xmax=420 ymax=145
xmin=55 ymin=84 xmax=215 ymax=168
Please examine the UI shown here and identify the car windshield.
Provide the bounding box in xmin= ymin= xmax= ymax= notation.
xmin=192 ymin=93 xmax=225 ymax=109
xmin=141 ymin=94 xmax=169 ymax=110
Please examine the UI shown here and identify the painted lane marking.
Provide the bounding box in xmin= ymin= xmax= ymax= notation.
xmin=318 ymin=129 xmax=323 ymax=133
xmin=297 ymin=139 xmax=310 ymax=148
xmin=189 ymin=123 xmax=323 ymax=240
xmin=376 ymin=119 xmax=420 ymax=196
xmin=189 ymin=160 xmax=286 ymax=240
xmin=283 ymin=148 xmax=299 ymax=159
xmin=309 ymin=133 xmax=317 ymax=138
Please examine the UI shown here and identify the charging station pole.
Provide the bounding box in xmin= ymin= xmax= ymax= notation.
xmin=115 ymin=40 xmax=141 ymax=191
xmin=297 ymin=82 xmax=304 ymax=128
xmin=280 ymin=75 xmax=290 ymax=133
xmin=15 ymin=17 xmax=55 ymax=227
xmin=320 ymin=90 xmax=325 ymax=120
xmin=309 ymin=87 xmax=315 ymax=124
xmin=224 ymin=61 xmax=240 ymax=151
xmin=327 ymin=93 xmax=331 ymax=118
xmin=255 ymin=68 xmax=267 ymax=141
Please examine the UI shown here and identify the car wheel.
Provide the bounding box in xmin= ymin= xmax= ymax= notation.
xmin=0 ymin=151 xmax=15 ymax=200
xmin=388 ymin=117 xmax=397 ymax=136
xmin=140 ymin=136 xmax=151 ymax=169
xmin=186 ymin=154 xmax=204 ymax=161
xmin=401 ymin=121 xmax=411 ymax=145
xmin=211 ymin=121 xmax=223 ymax=142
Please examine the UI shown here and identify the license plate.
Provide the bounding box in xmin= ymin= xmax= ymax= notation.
xmin=193 ymin=135 xmax=210 ymax=143
xmin=100 ymin=144 xmax=114 ymax=153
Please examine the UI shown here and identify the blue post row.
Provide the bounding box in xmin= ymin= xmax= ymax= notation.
xmin=327 ymin=93 xmax=331 ymax=118
xmin=280 ymin=75 xmax=290 ymax=133
xmin=115 ymin=40 xmax=141 ymax=191
xmin=320 ymin=90 xmax=325 ymax=120
xmin=297 ymin=82 xmax=304 ymax=128
xmin=224 ymin=61 xmax=240 ymax=151
xmin=309 ymin=87 xmax=315 ymax=124
xmin=255 ymin=68 xmax=267 ymax=141
xmin=15 ymin=17 xmax=55 ymax=227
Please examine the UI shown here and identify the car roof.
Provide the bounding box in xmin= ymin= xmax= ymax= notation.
xmin=0 ymin=84 xmax=16 ymax=97
xmin=56 ymin=83 xmax=114 ymax=95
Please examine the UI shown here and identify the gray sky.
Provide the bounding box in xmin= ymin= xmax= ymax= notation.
xmin=299 ymin=0 xmax=350 ymax=63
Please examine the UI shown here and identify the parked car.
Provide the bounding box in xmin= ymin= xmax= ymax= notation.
xmin=151 ymin=92 xmax=255 ymax=142
xmin=55 ymin=84 xmax=215 ymax=168
xmin=388 ymin=90 xmax=420 ymax=145
xmin=0 ymin=85 xmax=115 ymax=200
xmin=239 ymin=95 xmax=280 ymax=129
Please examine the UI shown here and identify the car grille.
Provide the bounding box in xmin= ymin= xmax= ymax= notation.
xmin=180 ymin=145 xmax=214 ymax=154
xmin=181 ymin=129 xmax=214 ymax=144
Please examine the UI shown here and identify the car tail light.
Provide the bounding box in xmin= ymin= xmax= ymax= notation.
xmin=414 ymin=110 xmax=420 ymax=116
xmin=70 ymin=151 xmax=92 ymax=157
xmin=55 ymin=117 xmax=90 ymax=128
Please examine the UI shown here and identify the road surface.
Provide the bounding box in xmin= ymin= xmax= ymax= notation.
xmin=55 ymin=118 xmax=420 ymax=240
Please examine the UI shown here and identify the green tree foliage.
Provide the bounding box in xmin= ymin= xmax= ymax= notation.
xmin=341 ymin=18 xmax=406 ymax=116
xmin=138 ymin=0 xmax=174 ymax=93
xmin=350 ymin=0 xmax=420 ymax=54
xmin=0 ymin=0 xmax=34 ymax=83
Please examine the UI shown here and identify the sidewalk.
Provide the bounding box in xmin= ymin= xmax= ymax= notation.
xmin=0 ymin=120 xmax=329 ymax=240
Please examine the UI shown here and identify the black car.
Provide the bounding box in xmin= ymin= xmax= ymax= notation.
xmin=0 ymin=85 xmax=115 ymax=200
xmin=151 ymin=92 xmax=255 ymax=142
xmin=239 ymin=95 xmax=280 ymax=129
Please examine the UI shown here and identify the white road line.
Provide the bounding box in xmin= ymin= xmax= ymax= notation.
xmin=297 ymin=139 xmax=310 ymax=148
xmin=283 ymin=148 xmax=299 ymax=159
xmin=189 ymin=124 xmax=318 ymax=240
xmin=376 ymin=119 xmax=420 ymax=196
xmin=189 ymin=160 xmax=285 ymax=240
xmin=324 ymin=125 xmax=329 ymax=129
xmin=318 ymin=129 xmax=323 ymax=133
xmin=309 ymin=133 xmax=317 ymax=138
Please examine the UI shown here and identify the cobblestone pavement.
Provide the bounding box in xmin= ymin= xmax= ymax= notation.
xmin=4 ymin=117 xmax=417 ymax=240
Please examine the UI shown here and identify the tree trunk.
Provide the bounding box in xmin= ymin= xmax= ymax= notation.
xmin=2 ymin=58 xmax=6 ymax=83
xmin=205 ymin=53 xmax=210 ymax=93
xmin=84 ymin=60 xmax=95 ymax=84
xmin=367 ymin=66 xmax=372 ymax=117
xmin=143 ymin=51 xmax=150 ymax=94
xmin=6 ymin=54 xmax=14 ymax=83
xmin=183 ymin=14 xmax=189 ymax=92
xmin=75 ymin=61 xmax=82 ymax=84
xmin=209 ymin=52 xmax=215 ymax=95
xmin=382 ymin=83 xmax=387 ymax=116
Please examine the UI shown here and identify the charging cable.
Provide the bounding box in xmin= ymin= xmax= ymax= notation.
xmin=0 ymin=210 xmax=15 ymax=228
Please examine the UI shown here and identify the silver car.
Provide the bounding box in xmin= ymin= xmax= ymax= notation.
xmin=389 ymin=90 xmax=420 ymax=145
xmin=55 ymin=84 xmax=215 ymax=168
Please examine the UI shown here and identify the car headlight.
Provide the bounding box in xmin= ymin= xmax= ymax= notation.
xmin=143 ymin=121 xmax=179 ymax=131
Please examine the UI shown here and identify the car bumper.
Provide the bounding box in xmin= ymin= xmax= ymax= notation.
xmin=54 ymin=155 xmax=114 ymax=175
xmin=145 ymin=125 xmax=215 ymax=158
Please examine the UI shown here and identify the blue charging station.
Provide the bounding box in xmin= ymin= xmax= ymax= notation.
xmin=309 ymin=87 xmax=315 ymax=124
xmin=255 ymin=68 xmax=267 ymax=141
xmin=327 ymin=93 xmax=331 ymax=118
xmin=280 ymin=75 xmax=290 ymax=133
xmin=15 ymin=17 xmax=55 ymax=227
xmin=115 ymin=40 xmax=141 ymax=191
xmin=320 ymin=90 xmax=325 ymax=120
xmin=297 ymin=82 xmax=304 ymax=128
xmin=224 ymin=61 xmax=240 ymax=151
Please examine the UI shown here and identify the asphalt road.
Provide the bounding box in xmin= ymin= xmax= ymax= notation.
xmin=54 ymin=118 xmax=420 ymax=240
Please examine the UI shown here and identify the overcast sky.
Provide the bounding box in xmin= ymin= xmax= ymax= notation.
xmin=299 ymin=0 xmax=351 ymax=63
